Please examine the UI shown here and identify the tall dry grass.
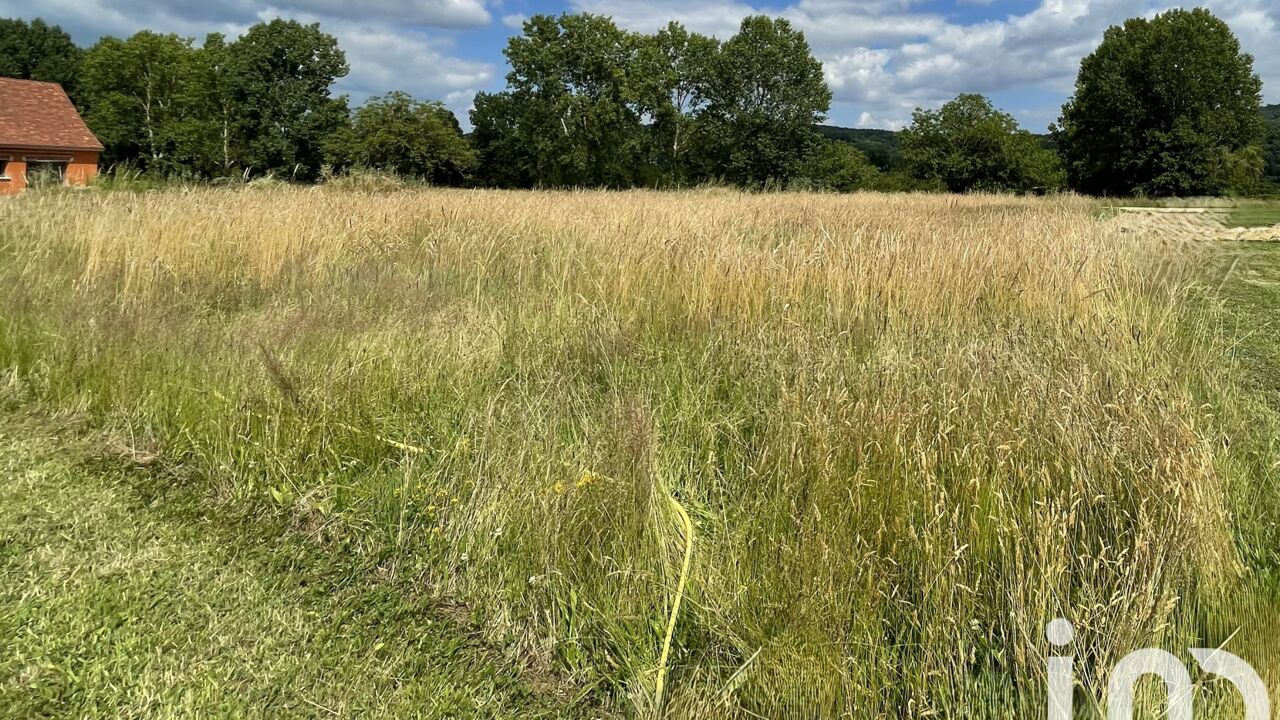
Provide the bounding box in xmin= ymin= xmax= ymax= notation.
xmin=0 ymin=186 xmax=1270 ymax=717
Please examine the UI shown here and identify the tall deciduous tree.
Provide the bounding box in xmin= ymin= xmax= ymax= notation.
xmin=470 ymin=90 xmax=537 ymax=188
xmin=226 ymin=19 xmax=350 ymax=180
xmin=0 ymin=18 xmax=82 ymax=99
xmin=80 ymin=32 xmax=206 ymax=172
xmin=340 ymin=91 xmax=474 ymax=184
xmin=1055 ymin=8 xmax=1264 ymax=196
xmin=902 ymin=94 xmax=1062 ymax=193
xmin=192 ymin=33 xmax=243 ymax=177
xmin=699 ymin=16 xmax=830 ymax=187
xmin=472 ymin=13 xmax=645 ymax=187
xmin=1262 ymin=105 xmax=1280 ymax=188
xmin=633 ymin=22 xmax=718 ymax=183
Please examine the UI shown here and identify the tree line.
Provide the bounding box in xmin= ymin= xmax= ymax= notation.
xmin=0 ymin=8 xmax=1274 ymax=196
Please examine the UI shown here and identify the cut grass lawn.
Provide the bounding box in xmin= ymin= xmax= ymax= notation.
xmin=0 ymin=413 xmax=589 ymax=719
xmin=1224 ymin=205 xmax=1280 ymax=228
xmin=1206 ymin=240 xmax=1280 ymax=404
xmin=1097 ymin=198 xmax=1280 ymax=228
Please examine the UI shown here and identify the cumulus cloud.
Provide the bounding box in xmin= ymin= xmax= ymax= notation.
xmin=0 ymin=0 xmax=495 ymax=125
xmin=2 ymin=0 xmax=1277 ymax=130
xmin=569 ymin=0 xmax=757 ymax=38
xmin=269 ymin=0 xmax=489 ymax=27
xmin=567 ymin=0 xmax=1280 ymax=128
xmin=0 ymin=0 xmax=247 ymax=41
xmin=239 ymin=8 xmax=494 ymax=120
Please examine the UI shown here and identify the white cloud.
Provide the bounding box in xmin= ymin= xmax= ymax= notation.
xmin=2 ymin=0 xmax=1277 ymax=131
xmin=0 ymin=0 xmax=248 ymax=41
xmin=269 ymin=0 xmax=490 ymax=27
xmin=326 ymin=23 xmax=492 ymax=108
xmin=0 ymin=0 xmax=495 ymax=126
xmin=248 ymin=9 xmax=494 ymax=122
xmin=567 ymin=0 xmax=1280 ymax=128
xmin=569 ymin=0 xmax=757 ymax=38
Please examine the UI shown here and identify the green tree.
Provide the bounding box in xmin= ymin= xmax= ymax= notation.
xmin=699 ymin=16 xmax=830 ymax=187
xmin=902 ymin=94 xmax=1062 ymax=193
xmin=796 ymin=139 xmax=881 ymax=192
xmin=1258 ymin=104 xmax=1279 ymax=189
xmin=189 ymin=33 xmax=244 ymax=177
xmin=80 ymin=32 xmax=207 ymax=172
xmin=226 ymin=19 xmax=350 ymax=180
xmin=470 ymin=91 xmax=537 ymax=188
xmin=472 ymin=13 xmax=645 ymax=187
xmin=342 ymin=91 xmax=474 ymax=184
xmin=0 ymin=18 xmax=83 ymax=99
xmin=1055 ymin=8 xmax=1264 ymax=196
xmin=633 ymin=22 xmax=719 ymax=183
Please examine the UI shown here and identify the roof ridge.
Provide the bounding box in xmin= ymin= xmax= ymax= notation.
xmin=0 ymin=77 xmax=64 ymax=87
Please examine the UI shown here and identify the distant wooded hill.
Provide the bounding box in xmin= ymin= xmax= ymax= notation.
xmin=821 ymin=105 xmax=1280 ymax=187
xmin=814 ymin=125 xmax=902 ymax=170
xmin=816 ymin=124 xmax=1055 ymax=172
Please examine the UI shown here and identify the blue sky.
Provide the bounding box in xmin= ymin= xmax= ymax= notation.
xmin=5 ymin=0 xmax=1278 ymax=132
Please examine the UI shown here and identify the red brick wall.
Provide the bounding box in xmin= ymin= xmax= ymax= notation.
xmin=0 ymin=148 xmax=99 ymax=195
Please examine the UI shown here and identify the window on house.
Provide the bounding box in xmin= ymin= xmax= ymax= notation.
xmin=25 ymin=161 xmax=67 ymax=188
xmin=0 ymin=159 xmax=8 ymax=179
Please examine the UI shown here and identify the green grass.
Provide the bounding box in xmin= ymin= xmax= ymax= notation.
xmin=1223 ymin=205 xmax=1280 ymax=228
xmin=0 ymin=413 xmax=589 ymax=719
xmin=4 ymin=187 xmax=1280 ymax=717
xmin=1177 ymin=242 xmax=1280 ymax=701
xmin=1095 ymin=200 xmax=1280 ymax=228
xmin=1209 ymin=242 xmax=1280 ymax=386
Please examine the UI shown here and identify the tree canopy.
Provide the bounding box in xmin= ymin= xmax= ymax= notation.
xmin=2 ymin=8 xmax=1274 ymax=196
xmin=76 ymin=20 xmax=349 ymax=180
xmin=483 ymin=13 xmax=646 ymax=187
xmin=470 ymin=14 xmax=829 ymax=188
xmin=633 ymin=22 xmax=720 ymax=183
xmin=796 ymin=139 xmax=881 ymax=192
xmin=902 ymin=94 xmax=1062 ymax=193
xmin=0 ymin=18 xmax=82 ymax=97
xmin=1055 ymin=8 xmax=1264 ymax=196
xmin=224 ymin=19 xmax=350 ymax=180
xmin=337 ymin=91 xmax=474 ymax=183
xmin=1262 ymin=104 xmax=1280 ymax=190
xmin=80 ymin=32 xmax=206 ymax=172
xmin=698 ymin=16 xmax=830 ymax=187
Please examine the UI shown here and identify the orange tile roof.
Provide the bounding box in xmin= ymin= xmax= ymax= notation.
xmin=0 ymin=78 xmax=103 ymax=152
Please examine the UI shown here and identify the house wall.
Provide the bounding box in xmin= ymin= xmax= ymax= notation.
xmin=0 ymin=148 xmax=99 ymax=195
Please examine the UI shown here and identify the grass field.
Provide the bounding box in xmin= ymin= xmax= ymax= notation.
xmin=0 ymin=412 xmax=582 ymax=719
xmin=1224 ymin=205 xmax=1280 ymax=228
xmin=1 ymin=187 xmax=1279 ymax=717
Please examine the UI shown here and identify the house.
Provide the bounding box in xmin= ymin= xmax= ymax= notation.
xmin=0 ymin=78 xmax=103 ymax=195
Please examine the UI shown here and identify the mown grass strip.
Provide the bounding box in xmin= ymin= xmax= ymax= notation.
xmin=0 ymin=413 xmax=592 ymax=720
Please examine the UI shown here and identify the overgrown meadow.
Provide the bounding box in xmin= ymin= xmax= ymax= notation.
xmin=1 ymin=187 xmax=1277 ymax=717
